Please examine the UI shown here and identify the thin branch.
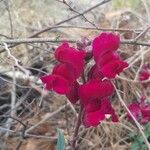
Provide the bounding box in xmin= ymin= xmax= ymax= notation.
xmin=1 ymin=25 xmax=148 ymax=39
xmin=0 ymin=0 xmax=111 ymax=53
xmin=0 ymin=38 xmax=75 ymax=44
xmin=120 ymin=40 xmax=150 ymax=47
xmin=0 ymin=115 xmax=26 ymax=128
xmin=117 ymin=75 xmax=150 ymax=83
xmin=4 ymin=66 xmax=17 ymax=137
xmin=134 ymin=26 xmax=150 ymax=42
xmin=49 ymin=25 xmax=150 ymax=33
xmin=58 ymin=0 xmax=99 ymax=29
xmin=0 ymin=38 xmax=150 ymax=47
xmin=3 ymin=43 xmax=30 ymax=76
xmin=28 ymin=0 xmax=110 ymax=37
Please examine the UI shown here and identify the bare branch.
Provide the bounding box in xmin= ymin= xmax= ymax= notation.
xmin=3 ymin=43 xmax=30 ymax=76
xmin=0 ymin=38 xmax=150 ymax=47
xmin=0 ymin=0 xmax=111 ymax=53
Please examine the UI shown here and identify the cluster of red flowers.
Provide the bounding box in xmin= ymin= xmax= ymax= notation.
xmin=40 ymin=32 xmax=128 ymax=127
xmin=128 ymin=96 xmax=150 ymax=124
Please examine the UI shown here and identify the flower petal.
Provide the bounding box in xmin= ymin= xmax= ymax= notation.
xmin=83 ymin=109 xmax=105 ymax=128
xmin=100 ymin=60 xmax=128 ymax=79
xmin=93 ymin=33 xmax=120 ymax=61
xmin=40 ymin=75 xmax=53 ymax=90
xmin=40 ymin=74 xmax=70 ymax=94
xmin=79 ymin=79 xmax=114 ymax=106
xmin=83 ymin=98 xmax=118 ymax=127
xmin=52 ymin=63 xmax=77 ymax=82
xmin=141 ymin=105 xmax=150 ymax=123
xmin=84 ymin=98 xmax=101 ymax=112
xmin=96 ymin=52 xmax=120 ymax=68
xmin=139 ymin=70 xmax=149 ymax=81
xmin=55 ymin=42 xmax=85 ymax=77
xmin=101 ymin=98 xmax=118 ymax=122
xmin=127 ymin=102 xmax=141 ymax=120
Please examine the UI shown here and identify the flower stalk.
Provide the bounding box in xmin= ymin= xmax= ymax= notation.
xmin=71 ymin=108 xmax=82 ymax=149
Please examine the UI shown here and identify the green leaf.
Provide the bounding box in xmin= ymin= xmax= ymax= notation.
xmin=144 ymin=123 xmax=150 ymax=139
xmin=137 ymin=135 xmax=145 ymax=143
xmin=130 ymin=142 xmax=140 ymax=150
xmin=145 ymin=123 xmax=150 ymax=133
xmin=56 ymin=129 xmax=65 ymax=150
xmin=129 ymin=133 xmax=137 ymax=139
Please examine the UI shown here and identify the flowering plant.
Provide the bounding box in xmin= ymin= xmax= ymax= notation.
xmin=128 ymin=96 xmax=150 ymax=124
xmin=40 ymin=32 xmax=128 ymax=148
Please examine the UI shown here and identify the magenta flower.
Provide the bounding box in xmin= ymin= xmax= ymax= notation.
xmin=141 ymin=105 xmax=150 ymax=123
xmin=128 ymin=97 xmax=150 ymax=124
xmin=128 ymin=102 xmax=141 ymax=119
xmin=40 ymin=42 xmax=86 ymax=104
xmin=92 ymin=33 xmax=120 ymax=61
xmin=40 ymin=63 xmax=80 ymax=103
xmin=40 ymin=63 xmax=79 ymax=103
xmin=78 ymin=79 xmax=117 ymax=127
xmin=55 ymin=42 xmax=85 ymax=77
xmin=83 ymin=97 xmax=118 ymax=128
xmin=92 ymin=32 xmax=128 ymax=79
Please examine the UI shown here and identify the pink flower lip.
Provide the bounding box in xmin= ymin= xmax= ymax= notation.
xmin=100 ymin=60 xmax=128 ymax=79
xmin=40 ymin=74 xmax=70 ymax=94
xmin=83 ymin=98 xmax=118 ymax=128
